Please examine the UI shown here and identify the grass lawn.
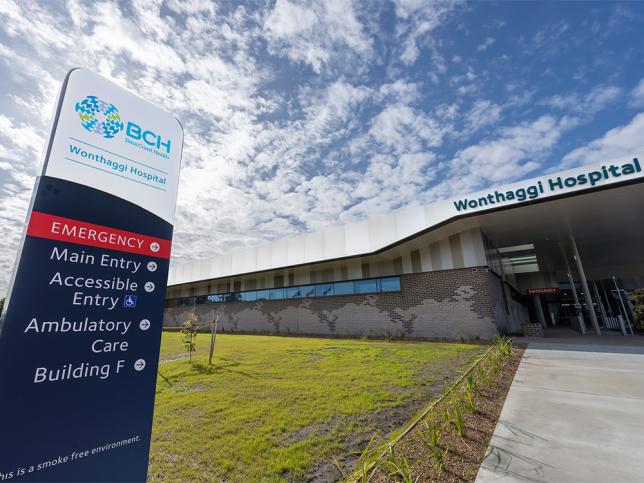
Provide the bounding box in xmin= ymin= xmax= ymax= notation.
xmin=149 ymin=332 xmax=484 ymax=482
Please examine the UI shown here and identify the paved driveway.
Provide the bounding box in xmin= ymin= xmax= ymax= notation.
xmin=476 ymin=341 xmax=644 ymax=482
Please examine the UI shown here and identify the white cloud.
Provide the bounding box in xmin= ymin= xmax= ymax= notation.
xmin=629 ymin=78 xmax=644 ymax=108
xmin=393 ymin=0 xmax=462 ymax=66
xmin=561 ymin=113 xmax=644 ymax=168
xmin=265 ymin=0 xmax=317 ymax=37
xmin=431 ymin=115 xmax=569 ymax=198
xmin=532 ymin=21 xmax=569 ymax=50
xmin=436 ymin=103 xmax=459 ymax=121
xmin=0 ymin=113 xmax=46 ymax=292
xmin=165 ymin=0 xmax=216 ymax=15
xmin=263 ymin=0 xmax=372 ymax=73
xmin=302 ymin=80 xmax=372 ymax=131
xmin=543 ymin=84 xmax=621 ymax=118
xmin=378 ymin=80 xmax=422 ymax=104
xmin=0 ymin=115 xmax=44 ymax=162
xmin=477 ymin=36 xmax=495 ymax=52
xmin=586 ymin=85 xmax=621 ymax=109
xmin=368 ymin=104 xmax=446 ymax=153
xmin=464 ymin=99 xmax=501 ymax=133
xmin=347 ymin=151 xmax=437 ymax=219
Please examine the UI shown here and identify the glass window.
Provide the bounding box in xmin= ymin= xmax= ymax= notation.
xmin=316 ymin=283 xmax=334 ymax=297
xmin=287 ymin=286 xmax=304 ymax=299
xmin=180 ymin=297 xmax=195 ymax=306
xmin=301 ymin=285 xmax=315 ymax=297
xmin=334 ymin=281 xmax=354 ymax=296
xmin=355 ymin=279 xmax=378 ymax=294
xmin=379 ymin=277 xmax=401 ymax=292
xmin=171 ymin=276 xmax=404 ymax=308
xmin=240 ymin=291 xmax=257 ymax=302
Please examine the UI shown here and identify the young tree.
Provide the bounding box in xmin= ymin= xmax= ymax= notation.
xmin=181 ymin=313 xmax=199 ymax=363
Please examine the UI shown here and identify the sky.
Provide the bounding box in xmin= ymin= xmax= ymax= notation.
xmin=1 ymin=0 xmax=644 ymax=295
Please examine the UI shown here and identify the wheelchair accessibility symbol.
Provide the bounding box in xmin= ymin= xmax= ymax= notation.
xmin=124 ymin=295 xmax=137 ymax=308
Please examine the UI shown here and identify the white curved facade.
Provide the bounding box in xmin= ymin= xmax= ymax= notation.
xmin=168 ymin=159 xmax=644 ymax=287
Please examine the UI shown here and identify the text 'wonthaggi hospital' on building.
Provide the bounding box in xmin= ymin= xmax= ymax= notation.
xmin=164 ymin=158 xmax=643 ymax=339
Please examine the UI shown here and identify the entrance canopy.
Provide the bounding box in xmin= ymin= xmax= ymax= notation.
xmin=475 ymin=180 xmax=644 ymax=290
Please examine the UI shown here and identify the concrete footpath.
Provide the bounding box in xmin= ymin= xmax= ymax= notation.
xmin=476 ymin=340 xmax=644 ymax=482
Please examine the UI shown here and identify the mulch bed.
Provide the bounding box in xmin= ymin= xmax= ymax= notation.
xmin=368 ymin=345 xmax=525 ymax=482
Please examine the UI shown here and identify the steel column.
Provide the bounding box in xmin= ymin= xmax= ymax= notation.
xmin=566 ymin=270 xmax=587 ymax=335
xmin=560 ymin=242 xmax=586 ymax=335
xmin=571 ymin=237 xmax=601 ymax=336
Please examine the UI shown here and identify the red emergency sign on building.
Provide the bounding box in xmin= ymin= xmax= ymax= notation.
xmin=526 ymin=287 xmax=561 ymax=295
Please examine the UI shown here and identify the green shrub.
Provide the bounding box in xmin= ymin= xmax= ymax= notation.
xmin=418 ymin=418 xmax=440 ymax=449
xmin=465 ymin=373 xmax=479 ymax=395
xmin=380 ymin=445 xmax=418 ymax=482
xmin=451 ymin=402 xmax=465 ymax=438
xmin=494 ymin=334 xmax=513 ymax=357
xmin=431 ymin=445 xmax=449 ymax=473
xmin=630 ymin=289 xmax=644 ymax=331
xmin=463 ymin=385 xmax=476 ymax=413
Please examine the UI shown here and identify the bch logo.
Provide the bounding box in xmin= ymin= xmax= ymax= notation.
xmin=75 ymin=95 xmax=124 ymax=139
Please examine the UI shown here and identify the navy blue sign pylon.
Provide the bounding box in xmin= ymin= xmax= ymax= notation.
xmin=0 ymin=176 xmax=172 ymax=482
xmin=0 ymin=69 xmax=182 ymax=482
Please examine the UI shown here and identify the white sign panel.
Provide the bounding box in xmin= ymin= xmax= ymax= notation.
xmin=45 ymin=69 xmax=183 ymax=223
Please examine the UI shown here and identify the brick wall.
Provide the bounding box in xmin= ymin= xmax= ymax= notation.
xmin=521 ymin=323 xmax=544 ymax=338
xmin=163 ymin=267 xmax=500 ymax=339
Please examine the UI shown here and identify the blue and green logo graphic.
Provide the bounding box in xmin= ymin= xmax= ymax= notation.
xmin=75 ymin=95 xmax=124 ymax=138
